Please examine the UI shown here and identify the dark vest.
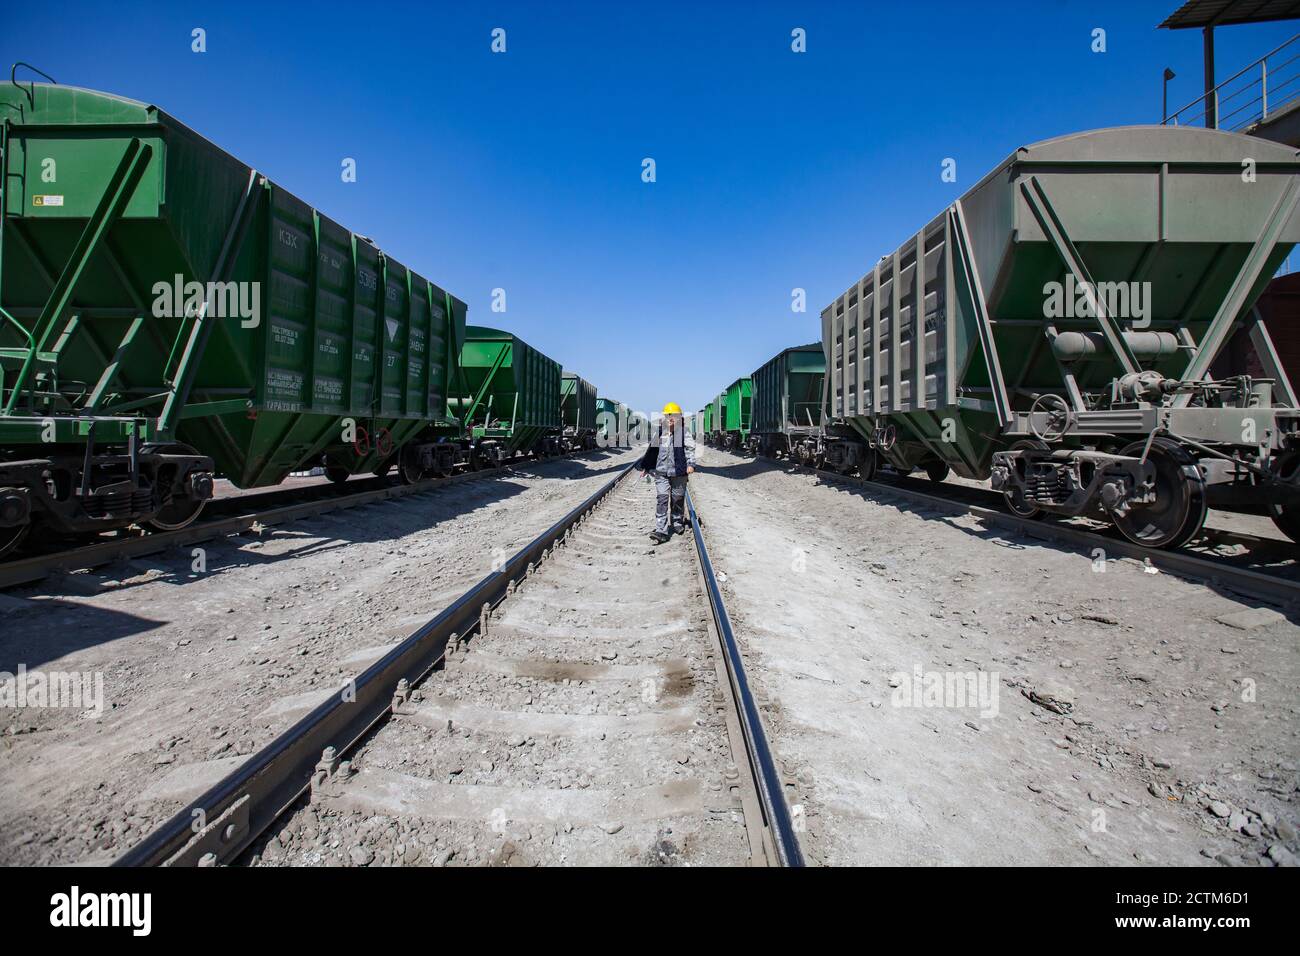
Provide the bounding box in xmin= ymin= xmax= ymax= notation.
xmin=639 ymin=424 xmax=688 ymax=474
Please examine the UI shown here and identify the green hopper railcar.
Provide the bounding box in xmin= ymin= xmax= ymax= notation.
xmin=821 ymin=125 xmax=1300 ymax=549
xmin=752 ymin=343 xmax=824 ymax=462
xmin=718 ymin=377 xmax=753 ymax=451
xmin=0 ymin=78 xmax=465 ymax=554
xmin=707 ymin=392 xmax=726 ymax=445
xmin=595 ymin=397 xmax=626 ymax=447
xmin=560 ymin=371 xmax=598 ymax=451
xmin=449 ymin=326 xmax=562 ymax=467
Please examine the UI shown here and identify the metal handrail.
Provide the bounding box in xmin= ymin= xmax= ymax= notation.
xmin=1165 ymin=33 xmax=1300 ymax=130
xmin=9 ymin=62 xmax=55 ymax=109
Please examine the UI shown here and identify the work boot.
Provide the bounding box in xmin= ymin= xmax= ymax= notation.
xmin=649 ymin=530 xmax=670 ymax=544
xmin=672 ymin=522 xmax=685 ymax=535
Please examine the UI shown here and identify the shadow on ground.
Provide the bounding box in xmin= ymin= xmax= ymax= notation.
xmin=2 ymin=451 xmax=636 ymax=665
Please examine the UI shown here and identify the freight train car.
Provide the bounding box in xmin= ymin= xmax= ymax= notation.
xmin=752 ymin=343 xmax=824 ymax=462
xmin=691 ymin=406 xmax=710 ymax=443
xmin=560 ymin=371 xmax=597 ymax=451
xmin=821 ymin=125 xmax=1300 ymax=548
xmin=717 ymin=378 xmax=753 ymax=451
xmin=448 ymin=326 xmax=562 ymax=468
xmin=706 ymin=392 xmax=725 ymax=446
xmin=595 ymin=397 xmax=626 ymax=447
xmin=627 ymin=409 xmax=648 ymax=443
xmin=0 ymin=80 xmax=466 ymax=555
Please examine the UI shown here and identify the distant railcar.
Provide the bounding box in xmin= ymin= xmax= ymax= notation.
xmin=752 ymin=343 xmax=824 ymax=462
xmin=718 ymin=378 xmax=753 ymax=451
xmin=449 ymin=326 xmax=562 ymax=467
xmin=625 ymin=408 xmax=648 ymax=444
xmin=696 ymin=404 xmax=713 ymax=445
xmin=595 ymin=397 xmax=626 ymax=447
xmin=561 ymin=371 xmax=598 ymax=451
xmin=707 ymin=392 xmax=725 ymax=445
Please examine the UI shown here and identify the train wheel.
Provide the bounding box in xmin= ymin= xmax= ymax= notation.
xmin=1264 ymin=452 xmax=1300 ymax=543
xmin=325 ymin=464 xmax=351 ymax=485
xmin=1005 ymin=490 xmax=1041 ymax=519
xmin=373 ymin=458 xmax=393 ymax=479
xmin=925 ymin=460 xmax=950 ymax=483
xmin=147 ymin=495 xmax=207 ymax=532
xmin=1003 ymin=439 xmax=1045 ymax=519
xmin=1110 ymin=438 xmax=1207 ymax=549
xmin=144 ymin=443 xmax=209 ymax=531
xmin=0 ymin=523 xmax=29 ymax=559
xmin=859 ymin=449 xmax=877 ymax=481
xmin=399 ymin=447 xmax=425 ymax=485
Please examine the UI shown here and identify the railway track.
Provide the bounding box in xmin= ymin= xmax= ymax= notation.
xmin=0 ymin=448 xmax=617 ymax=591
xmin=730 ymin=449 xmax=1300 ymax=607
xmin=113 ymin=465 xmax=800 ymax=867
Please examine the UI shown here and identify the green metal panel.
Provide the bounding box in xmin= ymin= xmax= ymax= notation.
xmin=722 ymin=377 xmax=753 ymax=441
xmin=595 ymin=396 xmax=624 ymax=443
xmin=753 ymin=343 xmax=824 ymax=435
xmin=710 ymin=392 xmax=726 ymax=434
xmin=822 ymin=125 xmax=1300 ymax=479
xmin=561 ymin=371 xmax=597 ymax=431
xmin=452 ymin=326 xmax=562 ymax=455
xmin=0 ymin=83 xmax=466 ymax=486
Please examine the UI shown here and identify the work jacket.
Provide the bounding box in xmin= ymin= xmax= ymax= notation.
xmin=639 ymin=422 xmax=696 ymax=477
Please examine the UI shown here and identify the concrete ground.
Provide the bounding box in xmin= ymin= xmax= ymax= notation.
xmin=0 ymin=450 xmax=635 ymax=865
xmin=689 ymin=446 xmax=1300 ymax=866
xmin=5 ymin=442 xmax=1296 ymax=868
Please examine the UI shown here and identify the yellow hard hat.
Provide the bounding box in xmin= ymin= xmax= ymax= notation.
xmin=662 ymin=402 xmax=682 ymax=415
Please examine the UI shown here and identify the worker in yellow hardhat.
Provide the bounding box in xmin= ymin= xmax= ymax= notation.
xmin=638 ymin=402 xmax=696 ymax=543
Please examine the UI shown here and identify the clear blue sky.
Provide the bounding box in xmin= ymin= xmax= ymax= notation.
xmin=5 ymin=1 xmax=1296 ymax=415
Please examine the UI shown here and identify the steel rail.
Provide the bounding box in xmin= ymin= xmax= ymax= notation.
xmin=114 ymin=461 xmax=637 ymax=866
xmin=686 ymin=486 xmax=806 ymax=867
xmin=0 ymin=449 xmax=613 ymax=590
xmin=735 ymin=453 xmax=1299 ymax=608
